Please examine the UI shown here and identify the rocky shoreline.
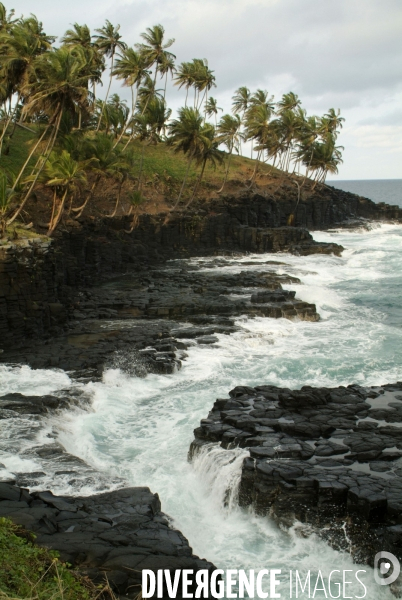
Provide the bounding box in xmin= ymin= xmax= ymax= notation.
xmin=1 ymin=188 xmax=402 ymax=597
xmin=0 ymin=482 xmax=214 ymax=599
xmin=1 ymin=186 xmax=400 ymax=352
xmin=190 ymin=383 xmax=402 ymax=572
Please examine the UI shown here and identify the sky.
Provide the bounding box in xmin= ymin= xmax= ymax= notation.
xmin=8 ymin=0 xmax=402 ymax=179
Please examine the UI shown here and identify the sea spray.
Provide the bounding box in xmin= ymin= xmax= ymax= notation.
xmin=191 ymin=443 xmax=248 ymax=513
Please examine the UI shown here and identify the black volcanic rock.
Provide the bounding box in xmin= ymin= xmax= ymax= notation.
xmin=0 ymin=483 xmax=214 ymax=599
xmin=190 ymin=382 xmax=402 ymax=567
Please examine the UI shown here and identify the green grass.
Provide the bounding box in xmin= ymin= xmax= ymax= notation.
xmin=0 ymin=125 xmax=280 ymax=190
xmin=0 ymin=518 xmax=103 ymax=600
xmin=0 ymin=127 xmax=38 ymax=176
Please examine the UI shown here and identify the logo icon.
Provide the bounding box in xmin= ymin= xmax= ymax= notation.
xmin=374 ymin=552 xmax=400 ymax=586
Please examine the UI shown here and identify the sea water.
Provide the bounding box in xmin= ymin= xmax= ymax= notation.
xmin=328 ymin=179 xmax=402 ymax=207
xmin=1 ymin=223 xmax=402 ymax=599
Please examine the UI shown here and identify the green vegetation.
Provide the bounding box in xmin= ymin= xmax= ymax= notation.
xmin=0 ymin=518 xmax=107 ymax=599
xmin=0 ymin=1 xmax=345 ymax=237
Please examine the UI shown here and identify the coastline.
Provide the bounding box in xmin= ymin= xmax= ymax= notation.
xmin=1 ymin=188 xmax=402 ymax=598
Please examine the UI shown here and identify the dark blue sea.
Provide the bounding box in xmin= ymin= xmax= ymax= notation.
xmin=328 ymin=179 xmax=402 ymax=207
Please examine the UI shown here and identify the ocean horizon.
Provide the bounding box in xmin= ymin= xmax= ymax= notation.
xmin=327 ymin=178 xmax=402 ymax=207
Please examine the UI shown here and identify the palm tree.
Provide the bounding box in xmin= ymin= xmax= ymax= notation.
xmin=244 ymin=103 xmax=273 ymax=185
xmin=137 ymin=73 xmax=164 ymax=112
xmin=277 ymin=108 xmax=303 ymax=172
xmin=61 ymin=22 xmax=103 ymax=115
xmin=158 ymin=53 xmax=175 ymax=100
xmin=174 ymin=61 xmax=193 ymax=106
xmin=321 ymin=108 xmax=344 ymax=139
xmin=191 ymin=58 xmax=216 ymax=109
xmin=205 ymin=97 xmax=222 ymax=126
xmin=232 ymin=86 xmax=250 ymax=115
xmin=307 ymin=134 xmax=344 ymax=188
xmin=136 ymin=24 xmax=175 ymax=86
xmin=216 ymin=113 xmax=242 ymax=192
xmin=249 ymin=89 xmax=275 ymax=112
xmin=37 ymin=150 xmax=87 ymax=235
xmin=125 ymin=189 xmax=146 ymax=232
xmin=7 ymin=45 xmax=91 ymax=225
xmin=186 ymin=123 xmax=223 ymax=208
xmin=276 ymin=91 xmax=301 ymax=115
xmin=167 ymin=106 xmax=209 ymax=210
xmin=113 ymin=47 xmax=148 ymax=115
xmin=0 ymin=15 xmax=55 ymax=153
xmin=0 ymin=2 xmax=18 ymax=34
xmin=107 ymin=147 xmax=135 ymax=217
xmin=94 ymin=20 xmax=126 ymax=131
xmin=71 ymin=133 xmax=116 ymax=218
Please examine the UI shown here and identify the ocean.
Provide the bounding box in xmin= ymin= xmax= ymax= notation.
xmin=1 ymin=186 xmax=402 ymax=598
xmin=327 ymin=179 xmax=402 ymax=208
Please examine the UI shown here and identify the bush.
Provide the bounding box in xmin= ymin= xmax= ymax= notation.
xmin=0 ymin=517 xmax=100 ymax=599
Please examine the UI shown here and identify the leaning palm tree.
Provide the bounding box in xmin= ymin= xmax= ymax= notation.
xmin=158 ymin=53 xmax=175 ymax=100
xmin=106 ymin=148 xmax=135 ymax=217
xmin=205 ymin=97 xmax=222 ymax=126
xmin=136 ymin=73 xmax=164 ymax=113
xmin=307 ymin=134 xmax=344 ymax=188
xmin=7 ymin=45 xmax=91 ymax=225
xmin=36 ymin=150 xmax=87 ymax=235
xmin=0 ymin=15 xmax=55 ymax=154
xmin=61 ymin=22 xmax=104 ymax=111
xmin=216 ymin=113 xmax=242 ymax=192
xmin=185 ymin=123 xmax=224 ymax=208
xmin=276 ymin=91 xmax=301 ymax=115
xmin=71 ymin=133 xmax=116 ymax=217
xmin=113 ymin=47 xmax=148 ymax=115
xmin=136 ymin=24 xmax=175 ymax=86
xmin=321 ymin=108 xmax=345 ymax=139
xmin=126 ymin=189 xmax=146 ymax=230
xmin=244 ymin=103 xmax=274 ymax=185
xmin=167 ymin=106 xmax=209 ymax=211
xmin=232 ymin=86 xmax=250 ymax=115
xmin=174 ymin=61 xmax=193 ymax=106
xmin=191 ymin=58 xmax=216 ymax=110
xmin=94 ymin=20 xmax=126 ymax=131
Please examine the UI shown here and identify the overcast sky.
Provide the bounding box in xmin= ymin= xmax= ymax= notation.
xmin=9 ymin=0 xmax=402 ymax=179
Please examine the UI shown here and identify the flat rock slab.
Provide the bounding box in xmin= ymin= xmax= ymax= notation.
xmin=191 ymin=382 xmax=402 ymax=566
xmin=0 ymin=483 xmax=214 ymax=599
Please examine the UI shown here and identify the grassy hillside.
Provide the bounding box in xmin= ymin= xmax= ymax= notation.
xmin=1 ymin=126 xmax=287 ymax=232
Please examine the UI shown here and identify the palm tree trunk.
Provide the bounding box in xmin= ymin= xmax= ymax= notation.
xmin=186 ymin=158 xmax=207 ymax=208
xmin=217 ymin=147 xmax=233 ymax=193
xmin=48 ymin=188 xmax=68 ymax=236
xmin=48 ymin=188 xmax=58 ymax=232
xmin=0 ymin=93 xmax=21 ymax=156
xmin=171 ymin=155 xmax=193 ymax=212
xmin=72 ymin=175 xmax=101 ymax=218
xmin=7 ymin=108 xmax=63 ymax=226
xmin=138 ymin=142 xmax=145 ymax=191
xmin=249 ymin=150 xmax=261 ymax=186
xmin=97 ymin=52 xmax=115 ymax=131
xmin=108 ymin=181 xmax=123 ymax=217
xmin=113 ymin=87 xmax=136 ymax=149
xmin=11 ymin=123 xmax=51 ymax=191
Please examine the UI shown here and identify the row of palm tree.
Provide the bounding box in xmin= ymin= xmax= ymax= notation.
xmin=0 ymin=1 xmax=345 ymax=237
